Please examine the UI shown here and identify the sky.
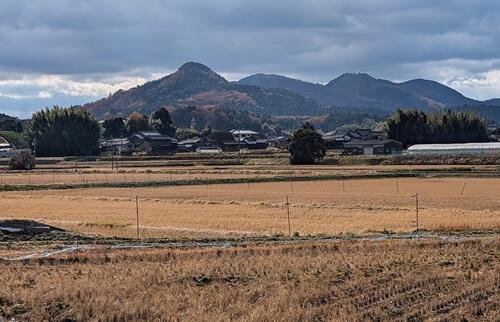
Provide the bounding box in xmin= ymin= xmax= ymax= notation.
xmin=1 ymin=0 xmax=500 ymax=118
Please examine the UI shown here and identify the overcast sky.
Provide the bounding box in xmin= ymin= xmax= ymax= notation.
xmin=1 ymin=0 xmax=500 ymax=118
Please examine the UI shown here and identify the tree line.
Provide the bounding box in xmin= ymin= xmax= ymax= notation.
xmin=384 ymin=109 xmax=489 ymax=147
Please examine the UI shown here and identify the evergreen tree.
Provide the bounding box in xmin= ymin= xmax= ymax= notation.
xmin=102 ymin=117 xmax=127 ymax=139
xmin=288 ymin=123 xmax=326 ymax=165
xmin=149 ymin=108 xmax=176 ymax=136
xmin=384 ymin=109 xmax=488 ymax=147
xmin=26 ymin=106 xmax=100 ymax=156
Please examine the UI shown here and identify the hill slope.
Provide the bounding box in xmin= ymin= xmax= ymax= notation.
xmin=84 ymin=62 xmax=321 ymax=118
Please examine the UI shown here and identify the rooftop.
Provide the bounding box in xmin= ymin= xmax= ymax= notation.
xmin=344 ymin=139 xmax=401 ymax=146
xmin=230 ymin=129 xmax=259 ymax=135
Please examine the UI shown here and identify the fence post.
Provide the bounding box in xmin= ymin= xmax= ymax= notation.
xmin=412 ymin=193 xmax=419 ymax=231
xmin=136 ymin=196 xmax=140 ymax=239
xmin=396 ymin=179 xmax=399 ymax=194
xmin=286 ymin=195 xmax=291 ymax=237
xmin=461 ymin=182 xmax=466 ymax=196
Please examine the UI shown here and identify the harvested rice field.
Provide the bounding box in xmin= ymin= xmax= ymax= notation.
xmin=1 ymin=177 xmax=499 ymax=238
xmin=1 ymin=163 xmax=497 ymax=186
xmin=0 ymin=238 xmax=498 ymax=321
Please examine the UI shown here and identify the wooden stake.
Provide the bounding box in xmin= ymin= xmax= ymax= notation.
xmin=412 ymin=193 xmax=419 ymax=231
xmin=396 ymin=179 xmax=399 ymax=194
xmin=286 ymin=195 xmax=291 ymax=238
xmin=136 ymin=196 xmax=140 ymax=239
xmin=461 ymin=182 xmax=466 ymax=196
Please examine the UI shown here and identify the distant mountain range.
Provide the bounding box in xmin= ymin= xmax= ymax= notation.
xmin=238 ymin=73 xmax=482 ymax=110
xmin=83 ymin=62 xmax=500 ymax=123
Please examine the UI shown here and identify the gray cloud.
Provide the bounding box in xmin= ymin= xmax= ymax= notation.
xmin=0 ymin=0 xmax=500 ymax=117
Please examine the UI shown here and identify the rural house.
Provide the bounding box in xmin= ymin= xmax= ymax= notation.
xmin=177 ymin=137 xmax=202 ymax=152
xmin=267 ymin=136 xmax=289 ymax=149
xmin=343 ymin=139 xmax=402 ymax=155
xmin=230 ymin=129 xmax=259 ymax=141
xmin=99 ymin=138 xmax=133 ymax=155
xmin=202 ymin=131 xmax=241 ymax=151
xmin=128 ymin=131 xmax=178 ymax=155
xmin=323 ymin=128 xmax=385 ymax=149
xmin=231 ymin=129 xmax=268 ymax=150
xmin=0 ymin=135 xmax=16 ymax=157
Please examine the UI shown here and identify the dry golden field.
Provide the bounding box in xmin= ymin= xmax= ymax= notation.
xmin=1 ymin=177 xmax=499 ymax=238
xmin=0 ymin=238 xmax=498 ymax=321
xmin=0 ymin=163 xmax=496 ymax=186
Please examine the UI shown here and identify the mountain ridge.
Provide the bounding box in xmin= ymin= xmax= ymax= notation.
xmin=82 ymin=62 xmax=499 ymax=123
xmin=84 ymin=62 xmax=322 ymax=118
xmin=239 ymin=72 xmax=480 ymax=110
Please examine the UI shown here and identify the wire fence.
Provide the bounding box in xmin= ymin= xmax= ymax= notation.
xmin=1 ymin=177 xmax=499 ymax=239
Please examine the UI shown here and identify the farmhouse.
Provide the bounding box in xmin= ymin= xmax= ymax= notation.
xmin=230 ymin=129 xmax=259 ymax=141
xmin=324 ymin=128 xmax=385 ymax=149
xmin=408 ymin=142 xmax=500 ymax=155
xmin=128 ymin=131 xmax=178 ymax=155
xmin=177 ymin=137 xmax=202 ymax=152
xmin=343 ymin=139 xmax=403 ymax=155
xmin=267 ymin=136 xmax=289 ymax=149
xmin=99 ymin=138 xmax=133 ymax=155
xmin=0 ymin=135 xmax=16 ymax=157
xmin=203 ymin=131 xmax=241 ymax=151
xmin=231 ymin=129 xmax=268 ymax=150
xmin=178 ymin=131 xmax=242 ymax=152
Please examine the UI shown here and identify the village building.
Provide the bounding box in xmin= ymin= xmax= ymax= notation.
xmin=178 ymin=131 xmax=240 ymax=152
xmin=267 ymin=136 xmax=289 ymax=149
xmin=323 ymin=128 xmax=385 ymax=149
xmin=0 ymin=135 xmax=16 ymax=157
xmin=230 ymin=129 xmax=259 ymax=141
xmin=343 ymin=139 xmax=403 ymax=155
xmin=231 ymin=129 xmax=268 ymax=150
xmin=128 ymin=131 xmax=178 ymax=155
xmin=99 ymin=138 xmax=133 ymax=155
xmin=177 ymin=137 xmax=202 ymax=152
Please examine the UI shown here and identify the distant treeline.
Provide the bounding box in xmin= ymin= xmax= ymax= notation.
xmin=385 ymin=109 xmax=489 ymax=147
xmin=0 ymin=113 xmax=23 ymax=132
